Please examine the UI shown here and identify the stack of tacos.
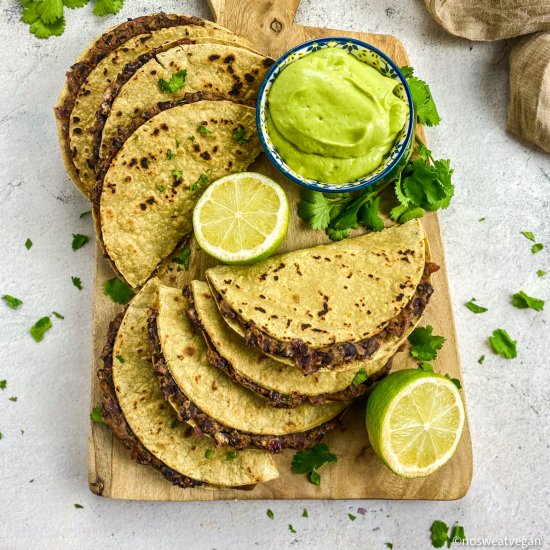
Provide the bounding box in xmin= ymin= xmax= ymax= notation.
xmin=56 ymin=14 xmax=438 ymax=491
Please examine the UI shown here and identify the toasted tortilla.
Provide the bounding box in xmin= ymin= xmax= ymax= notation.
xmin=98 ymin=98 xmax=261 ymax=288
xmin=206 ymin=220 xmax=437 ymax=373
xmin=188 ymin=280 xmax=394 ymax=407
xmin=56 ymin=13 xmax=253 ymax=198
xmin=98 ymin=278 xmax=278 ymax=488
xmin=97 ymin=43 xmax=273 ymax=167
xmin=150 ymin=285 xmax=346 ymax=451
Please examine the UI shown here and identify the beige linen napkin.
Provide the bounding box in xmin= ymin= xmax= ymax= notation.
xmin=424 ymin=0 xmax=550 ymax=152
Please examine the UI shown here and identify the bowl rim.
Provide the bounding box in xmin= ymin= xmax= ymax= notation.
xmin=255 ymin=36 xmax=415 ymax=194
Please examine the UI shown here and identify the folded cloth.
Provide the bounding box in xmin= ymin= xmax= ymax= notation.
xmin=424 ymin=0 xmax=550 ymax=152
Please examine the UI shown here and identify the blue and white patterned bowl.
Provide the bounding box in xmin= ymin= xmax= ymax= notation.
xmin=256 ymin=37 xmax=414 ymax=194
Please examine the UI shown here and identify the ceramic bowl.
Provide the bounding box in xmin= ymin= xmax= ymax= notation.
xmin=256 ymin=37 xmax=414 ymax=194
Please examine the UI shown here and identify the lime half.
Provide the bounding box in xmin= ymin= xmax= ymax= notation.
xmin=193 ymin=172 xmax=289 ymax=264
xmin=366 ymin=369 xmax=465 ymax=478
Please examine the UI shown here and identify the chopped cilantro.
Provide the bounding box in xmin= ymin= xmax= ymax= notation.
xmin=232 ymin=126 xmax=250 ymax=144
xmin=204 ymin=449 xmax=214 ymax=459
xmin=386 ymin=544 xmax=394 ymax=549
xmin=9 ymin=397 xmax=17 ymax=402
xmin=72 ymin=233 xmax=89 ymax=251
xmin=71 ymin=276 xmax=83 ymax=290
xmin=266 ymin=509 xmax=274 ymax=519
xmin=30 ymin=316 xmax=52 ymax=342
xmin=489 ymin=329 xmax=517 ymax=359
xmin=445 ymin=374 xmax=461 ymax=390
xmin=400 ymin=66 xmax=441 ymax=127
xmin=408 ymin=326 xmax=445 ymax=361
xmin=477 ymin=355 xmax=485 ymax=364
xmin=197 ymin=124 xmax=212 ymax=137
xmin=52 ymin=311 xmax=64 ymax=319
xmin=226 ymin=450 xmax=237 ymax=461
xmin=190 ymin=173 xmax=208 ymax=192
xmin=418 ymin=362 xmax=434 ymax=371
xmin=170 ymin=419 xmax=180 ymax=429
xmin=532 ymin=243 xmax=544 ymax=254
xmin=288 ymin=524 xmax=296 ymax=534
xmin=2 ymin=295 xmax=23 ymax=309
xmin=302 ymin=508 xmax=308 ymax=518
xmin=157 ymin=185 xmax=167 ymax=193
xmin=0 ymin=380 xmax=6 ymax=390
xmin=465 ymin=298 xmax=487 ymax=314
xmin=0 ymin=432 xmax=3 ymax=440
xmin=521 ymin=231 xmax=535 ymax=242
xmin=478 ymin=217 xmax=485 ymax=222
xmin=175 ymin=140 xmax=181 ymax=148
xmin=537 ymin=270 xmax=546 ymax=277
xmin=188 ymin=135 xmax=196 ymax=142
xmin=158 ymin=70 xmax=187 ymax=93
xmin=90 ymin=406 xmax=104 ymax=424
xmin=291 ymin=443 xmax=337 ymax=485
xmin=79 ymin=210 xmax=91 ymax=218
xmin=430 ymin=520 xmax=449 ymax=548
xmin=103 ymin=278 xmax=133 ymax=305
xmin=115 ymin=355 xmax=125 ymax=363
xmin=511 ymin=291 xmax=544 ymax=311
xmin=171 ymin=169 xmax=183 ymax=181
xmin=25 ymin=239 xmax=33 ymax=250
xmin=351 ymin=368 xmax=368 ymax=386
xmin=166 ymin=149 xmax=176 ymax=161
xmin=74 ymin=503 xmax=84 ymax=509
xmin=451 ymin=524 xmax=466 ymax=545
xmin=348 ymin=513 xmax=356 ymax=521
xmin=172 ymin=248 xmax=191 ymax=270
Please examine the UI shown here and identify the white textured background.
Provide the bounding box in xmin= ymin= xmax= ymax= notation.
xmin=0 ymin=1 xmax=549 ymax=548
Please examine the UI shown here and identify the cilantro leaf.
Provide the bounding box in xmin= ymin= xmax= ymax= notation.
xmin=63 ymin=0 xmax=91 ymax=8
xmin=266 ymin=509 xmax=274 ymax=519
xmin=489 ymin=329 xmax=517 ymax=359
xmin=521 ymin=231 xmax=535 ymax=242
xmin=25 ymin=239 xmax=33 ymax=250
xmin=52 ymin=311 xmax=64 ymax=319
xmin=445 ymin=374 xmax=462 ymax=390
xmin=537 ymin=270 xmax=546 ymax=277
xmin=171 ymin=168 xmax=183 ymax=180
xmin=430 ymin=520 xmax=449 ymax=548
xmin=511 ymin=291 xmax=544 ymax=311
xmin=71 ymin=276 xmax=83 ymax=290
xmin=92 ymin=0 xmax=124 ymax=16
xmin=197 ymin=124 xmax=212 ymax=137
xmin=302 ymin=508 xmax=308 ymax=518
xmin=204 ymin=448 xmax=214 ymax=458
xmin=166 ymin=149 xmax=176 ymax=161
xmin=103 ymin=278 xmax=133 ymax=305
xmin=190 ymin=174 xmax=208 ymax=192
xmin=2 ymin=295 xmax=23 ymax=309
xmin=288 ymin=524 xmax=297 ymax=534
xmin=226 ymin=450 xmax=237 ymax=461
xmin=398 ymin=206 xmax=425 ymax=223
xmin=291 ymin=443 xmax=337 ymax=485
xmin=298 ymin=190 xmax=337 ymax=231
xmin=0 ymin=380 xmax=6 ymax=390
xmin=465 ymin=298 xmax=487 ymax=314
xmin=418 ymin=362 xmax=434 ymax=372
xmin=90 ymin=406 xmax=104 ymax=424
xmin=158 ymin=69 xmax=187 ymax=93
xmin=450 ymin=524 xmax=466 ymax=545
xmin=74 ymin=503 xmax=84 ymax=509
xmin=532 ymin=243 xmax=544 ymax=254
xmin=348 ymin=513 xmax=356 ymax=521
xmin=80 ymin=210 xmax=91 ymax=218
xmin=351 ymin=368 xmax=368 ymax=386
xmin=386 ymin=544 xmax=394 ymax=549
xmin=408 ymin=326 xmax=445 ymax=361
xmin=115 ymin=355 xmax=125 ymax=363
xmin=9 ymin=397 xmax=17 ymax=402
xmin=39 ymin=0 xmax=64 ymax=25
xmin=172 ymin=248 xmax=191 ymax=270
xmin=232 ymin=127 xmax=250 ymax=144
xmin=71 ymin=233 xmax=89 ymax=250
xmin=326 ymin=227 xmax=352 ymax=241
xmin=30 ymin=14 xmax=66 ymax=38
xmin=358 ymin=196 xmax=384 ymax=231
xmin=401 ymin=67 xmax=441 ymax=127
xmin=30 ymin=316 xmax=52 ymax=342
xmin=477 ymin=355 xmax=485 ymax=364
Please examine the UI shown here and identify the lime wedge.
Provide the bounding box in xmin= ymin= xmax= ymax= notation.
xmin=193 ymin=172 xmax=289 ymax=264
xmin=366 ymin=369 xmax=465 ymax=478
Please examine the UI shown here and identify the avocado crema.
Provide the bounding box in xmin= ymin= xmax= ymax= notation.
xmin=266 ymin=49 xmax=408 ymax=184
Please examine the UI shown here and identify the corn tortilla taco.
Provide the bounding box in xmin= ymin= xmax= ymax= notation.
xmin=98 ymin=278 xmax=278 ymax=488
xmin=147 ymin=285 xmax=347 ymax=453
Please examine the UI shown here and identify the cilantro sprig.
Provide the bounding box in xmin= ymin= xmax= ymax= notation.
xmin=21 ymin=0 xmax=125 ymax=39
xmin=158 ymin=70 xmax=187 ymax=94
xmin=291 ymin=443 xmax=337 ymax=485
xmin=401 ymin=66 xmax=441 ymax=127
xmin=103 ymin=278 xmax=133 ymax=305
xmin=511 ymin=291 xmax=544 ymax=311
xmin=408 ymin=325 xmax=445 ymax=361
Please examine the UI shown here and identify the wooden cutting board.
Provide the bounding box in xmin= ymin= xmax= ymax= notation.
xmin=88 ymin=0 xmax=472 ymax=501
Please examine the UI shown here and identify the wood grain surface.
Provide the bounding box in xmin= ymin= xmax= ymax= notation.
xmin=88 ymin=0 xmax=472 ymax=501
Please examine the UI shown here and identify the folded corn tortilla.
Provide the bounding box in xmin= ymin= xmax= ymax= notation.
xmin=98 ymin=277 xmax=278 ymax=488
